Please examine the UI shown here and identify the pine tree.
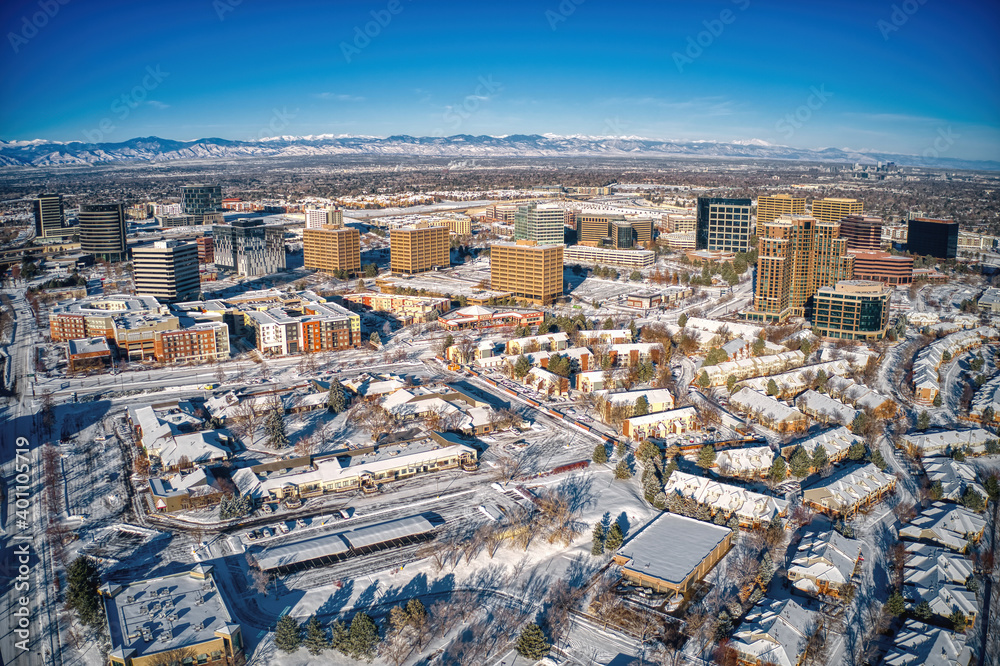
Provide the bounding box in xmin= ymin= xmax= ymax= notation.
xmin=605 ymin=523 xmax=625 ymax=551
xmin=766 ymin=379 xmax=779 ymax=396
xmin=66 ymin=556 xmax=102 ymax=628
xmin=789 ymin=446 xmax=811 ymax=477
xmin=275 ymin=615 xmax=303 ymax=653
xmin=513 ymin=354 xmax=531 ymax=379
xmin=951 ymin=609 xmax=969 ymax=632
xmin=885 ymin=591 xmax=906 ymax=616
xmin=697 ymin=371 xmax=711 ymax=389
xmin=593 ymin=443 xmax=608 ymax=465
xmin=812 ymin=444 xmax=828 ymax=470
xmin=727 ymin=375 xmax=737 ymax=393
xmin=303 ymin=615 xmax=330 ymax=655
xmin=516 ymin=623 xmax=550 ymax=660
xmin=634 ymin=395 xmax=649 ymax=416
xmin=769 ymin=456 xmax=787 ymax=483
xmin=914 ymin=600 xmax=932 ymax=620
xmin=847 ymin=439 xmax=866 ymax=461
xmin=933 ymin=392 xmax=942 ymax=407
xmin=404 ymin=599 xmax=426 ymax=628
xmin=346 ymin=612 xmax=380 ymax=660
xmin=591 ymin=522 xmax=606 ymax=556
xmin=929 ymin=480 xmax=944 ymax=501
xmin=962 ymin=487 xmax=985 ymax=512
xmin=614 ymin=458 xmax=633 ymax=479
xmin=677 ymin=313 xmax=688 ymax=328
xmin=265 ymin=407 xmax=288 ymax=448
xmin=329 ymin=620 xmax=349 ymax=652
xmin=696 ymin=444 xmax=716 ymax=470
xmin=327 ymin=380 xmax=346 ymax=413
xmin=870 ymin=449 xmax=887 ymax=470
xmin=369 ymin=331 xmax=381 ymax=347
xmin=917 ymin=410 xmax=931 ymax=430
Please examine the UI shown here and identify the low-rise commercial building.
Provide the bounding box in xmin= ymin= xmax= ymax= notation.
xmin=811 ymin=280 xmax=892 ymax=341
xmin=563 ymin=245 xmax=655 ymax=268
xmin=612 ymin=513 xmax=732 ymax=598
xmin=67 ymin=336 xmax=113 ymax=373
xmin=438 ymin=304 xmax=544 ymax=331
xmin=102 ymin=565 xmax=245 ymax=666
xmin=849 ymin=250 xmax=913 ymax=285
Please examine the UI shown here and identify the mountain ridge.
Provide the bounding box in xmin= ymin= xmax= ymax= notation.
xmin=1 ymin=134 xmax=996 ymax=171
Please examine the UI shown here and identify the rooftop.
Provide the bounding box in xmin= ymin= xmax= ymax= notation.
xmin=615 ymin=513 xmax=730 ymax=586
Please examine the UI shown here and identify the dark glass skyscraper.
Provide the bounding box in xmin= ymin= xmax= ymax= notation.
xmin=907 ymin=218 xmax=958 ymax=259
xmin=33 ymin=194 xmax=67 ymax=239
xmin=181 ymin=184 xmax=223 ymax=216
xmin=696 ymin=197 xmax=752 ymax=252
xmin=79 ymin=203 xmax=127 ymax=261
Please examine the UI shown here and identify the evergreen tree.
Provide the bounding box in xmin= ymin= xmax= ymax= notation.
xmin=917 ymin=410 xmax=931 ymax=430
xmin=303 ymin=615 xmax=330 ymax=655
xmin=593 ymin=443 xmax=608 ymax=465
xmin=950 ymin=609 xmax=968 ymax=632
xmin=953 ymin=447 xmax=967 ymax=462
xmin=605 ymin=523 xmax=625 ymax=551
xmin=677 ymin=313 xmax=688 ymax=328
xmin=929 ymin=480 xmax=944 ymax=501
xmin=265 ymin=406 xmax=288 ymax=448
xmin=812 ymin=444 xmax=829 ymax=470
xmin=603 ymin=317 xmax=615 ymax=330
xmin=345 ymin=612 xmax=380 ymax=660
xmin=789 ymin=446 xmax=811 ymax=477
xmin=369 ymin=331 xmax=381 ymax=347
xmin=697 ymin=371 xmax=711 ymax=389
xmin=664 ymin=456 xmax=679 ymax=479
xmin=275 ymin=615 xmax=303 ymax=653
xmin=516 ymin=623 xmax=551 ymax=660
xmin=726 ymin=375 xmax=737 ymax=393
xmin=870 ymin=449 xmax=887 ymax=470
xmin=440 ymin=333 xmax=454 ymax=356
xmin=329 ymin=620 xmax=349 ymax=652
xmin=962 ymin=487 xmax=986 ymax=512
xmin=66 ymin=556 xmax=102 ymax=628
xmin=815 ymin=369 xmax=828 ymax=391
xmin=885 ymin=591 xmax=906 ymax=616
xmin=766 ymin=379 xmax=779 ymax=396
xmin=800 ymin=339 xmax=811 ymax=356
xmin=327 ymin=380 xmax=346 ymax=413
xmin=933 ymin=393 xmax=942 ymax=407
xmin=591 ymin=522 xmax=606 ymax=556
xmin=634 ymin=396 xmax=650 ymax=416
xmin=513 ymin=354 xmax=531 ymax=379
xmin=984 ymin=475 xmax=1000 ymax=501
xmin=636 ymin=439 xmax=660 ymax=463
xmin=769 ymin=456 xmax=787 ymax=483
xmin=914 ymin=600 xmax=932 ymax=620
xmin=614 ymin=458 xmax=633 ymax=480
xmin=848 ymin=439 xmax=866 ymax=461
xmin=752 ymin=337 xmax=766 ymax=357
xmin=696 ymin=444 xmax=716 ymax=470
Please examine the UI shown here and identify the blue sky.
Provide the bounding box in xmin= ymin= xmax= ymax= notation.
xmin=2 ymin=0 xmax=998 ymax=160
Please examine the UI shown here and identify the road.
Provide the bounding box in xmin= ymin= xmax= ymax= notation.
xmin=0 ymin=289 xmax=55 ymax=666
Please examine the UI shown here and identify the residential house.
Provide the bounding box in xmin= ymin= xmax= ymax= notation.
xmin=883 ymin=620 xmax=973 ymax=666
xmin=899 ymin=502 xmax=987 ymax=553
xmin=923 ymin=459 xmax=988 ymax=503
xmin=787 ymin=529 xmax=862 ymax=598
xmin=715 ymin=446 xmax=774 ymax=479
xmin=779 ymin=427 xmax=860 ymax=465
xmin=600 ymin=388 xmax=675 ymax=421
xmin=795 ymin=390 xmax=859 ymax=426
xmin=505 ymin=332 xmax=570 ymax=355
xmin=663 ymin=470 xmax=789 ymax=527
xmin=730 ymin=598 xmax=816 ymax=666
xmin=801 ymin=463 xmax=896 ymax=517
xmin=899 ymin=429 xmax=993 ymax=458
xmin=622 ymin=407 xmax=699 ymax=440
xmin=903 ymin=543 xmax=977 ymax=625
xmin=729 ymin=388 xmax=809 ymax=433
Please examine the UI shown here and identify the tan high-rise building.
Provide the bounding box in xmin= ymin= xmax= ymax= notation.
xmin=390 ymin=225 xmax=449 ymax=275
xmin=628 ymin=217 xmax=654 ymax=245
xmin=133 ymin=240 xmax=201 ymax=302
xmin=578 ymin=214 xmax=621 ymax=246
xmin=304 ymin=226 xmax=361 ymax=276
xmin=747 ymin=215 xmax=854 ymax=322
xmin=490 ymin=241 xmax=564 ymax=305
xmin=811 ymin=197 xmax=863 ymax=223
xmin=839 ymin=214 xmax=884 ymax=251
xmin=305 ymin=208 xmax=343 ymax=230
xmin=757 ymin=194 xmax=807 ymax=225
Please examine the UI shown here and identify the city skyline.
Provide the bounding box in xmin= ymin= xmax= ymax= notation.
xmin=1 ymin=0 xmax=998 ymax=160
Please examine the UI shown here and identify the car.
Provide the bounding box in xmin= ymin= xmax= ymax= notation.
xmin=262 ymin=528 xmax=273 ymax=538
xmin=245 ymin=531 xmax=258 ymax=541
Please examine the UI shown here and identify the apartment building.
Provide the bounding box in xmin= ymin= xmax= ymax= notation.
xmin=747 ymin=215 xmax=854 ymax=322
xmin=695 ymin=197 xmax=752 ymax=253
xmin=212 ymin=219 xmax=286 ymax=276
xmin=490 ymin=241 xmax=564 ymax=305
xmin=304 ymin=207 xmax=343 ymax=229
xmin=132 ymin=240 xmax=201 ymax=302
xmin=810 ymin=197 xmax=863 ymax=223
xmin=390 ymin=225 xmax=450 ymax=274
xmin=243 ymin=300 xmax=360 ymax=356
xmin=303 ymin=226 xmax=361 ymax=276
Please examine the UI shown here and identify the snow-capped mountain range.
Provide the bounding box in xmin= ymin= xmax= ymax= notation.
xmin=0 ymin=134 xmax=996 ymax=170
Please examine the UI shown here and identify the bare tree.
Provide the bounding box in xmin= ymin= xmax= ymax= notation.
xmin=231 ymin=400 xmax=265 ymax=448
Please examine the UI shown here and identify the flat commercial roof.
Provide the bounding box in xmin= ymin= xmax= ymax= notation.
xmin=616 ymin=513 xmax=730 ymax=586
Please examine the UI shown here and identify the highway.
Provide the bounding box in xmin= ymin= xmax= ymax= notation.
xmin=0 ymin=289 xmax=54 ymax=666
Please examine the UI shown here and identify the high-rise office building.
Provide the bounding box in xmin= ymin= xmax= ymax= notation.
xmin=212 ymin=219 xmax=286 ymax=276
xmin=304 ymin=226 xmax=361 ymax=275
xmin=304 ymin=208 xmax=343 ymax=230
xmin=810 ymin=197 xmax=863 ymax=223
xmin=696 ymin=197 xmax=752 ymax=253
xmin=839 ymin=214 xmax=884 ymax=251
xmin=747 ymin=215 xmax=854 ymax=322
xmin=812 ymin=281 xmax=892 ymax=341
xmin=490 ymin=241 xmax=564 ymax=306
xmin=610 ymin=219 xmax=634 ymax=249
xmin=907 ymin=218 xmax=959 ymax=259
xmin=514 ymin=202 xmax=565 ymax=246
xmin=196 ymin=236 xmax=214 ymax=264
xmin=578 ymin=214 xmax=621 ymax=247
xmin=33 ymin=194 xmax=69 ymax=239
xmin=628 ymin=217 xmax=654 ymax=245
xmin=132 ymin=241 xmax=201 ymax=302
xmin=756 ymin=194 xmax=807 ymax=225
xmin=390 ymin=225 xmax=449 ymax=274
xmin=79 ymin=203 xmax=127 ymax=261
xmin=181 ymin=185 xmax=223 ymax=216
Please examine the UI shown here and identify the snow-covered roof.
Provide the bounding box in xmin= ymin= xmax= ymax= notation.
xmin=883 ymin=620 xmax=973 ymax=666
xmin=731 ymin=598 xmax=814 ymax=666
xmin=923 ymin=458 xmax=987 ymax=502
xmin=784 ymin=426 xmax=859 ymax=460
xmin=788 ymin=529 xmax=862 ymax=589
xmin=615 ymin=513 xmax=730 ymax=586
xmin=794 ymin=390 xmax=859 ymax=425
xmin=730 ymin=388 xmax=807 ymax=425
xmin=903 ymin=543 xmax=977 ymax=620
xmin=716 ymin=446 xmax=773 ymax=477
xmin=901 ymin=429 xmax=992 ymax=457
xmin=664 ymin=470 xmax=788 ymax=523
xmin=899 ymin=502 xmax=987 ymax=552
xmin=802 ymin=463 xmax=895 ymax=514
